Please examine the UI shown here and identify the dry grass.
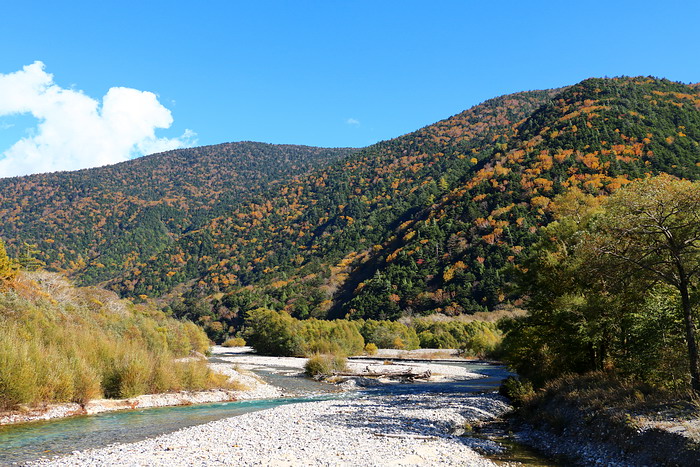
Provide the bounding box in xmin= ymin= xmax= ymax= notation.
xmin=518 ymin=372 xmax=694 ymax=436
xmin=402 ymin=350 xmax=456 ymax=360
xmin=0 ymin=272 xmax=219 ymax=410
xmin=536 ymin=372 xmax=663 ymax=411
xmin=514 ymin=372 xmax=700 ymax=464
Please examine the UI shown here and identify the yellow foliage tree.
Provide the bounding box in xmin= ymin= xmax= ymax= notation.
xmin=0 ymin=240 xmax=18 ymax=287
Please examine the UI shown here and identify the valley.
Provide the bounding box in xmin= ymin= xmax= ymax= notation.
xmin=2 ymin=76 xmax=700 ymax=465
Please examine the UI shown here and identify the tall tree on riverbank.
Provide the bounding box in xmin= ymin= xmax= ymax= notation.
xmin=503 ymin=189 xmax=627 ymax=384
xmin=504 ymin=176 xmax=700 ymax=393
xmin=594 ymin=175 xmax=700 ymax=393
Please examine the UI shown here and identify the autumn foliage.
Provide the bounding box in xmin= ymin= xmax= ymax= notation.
xmin=3 ymin=77 xmax=700 ymax=343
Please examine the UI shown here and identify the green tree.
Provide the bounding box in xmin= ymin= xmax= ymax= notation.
xmin=594 ymin=175 xmax=700 ymax=392
xmin=244 ymin=308 xmax=303 ymax=356
xmin=501 ymin=186 xmax=673 ymax=385
xmin=18 ymin=242 xmax=45 ymax=271
xmin=502 ymin=189 xmax=619 ymax=384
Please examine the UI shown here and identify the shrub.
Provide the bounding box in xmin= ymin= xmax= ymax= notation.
xmin=499 ymin=376 xmax=535 ymax=406
xmin=299 ymin=319 xmax=364 ymax=356
xmin=244 ymin=307 xmax=303 ymax=356
xmin=71 ymin=359 xmax=102 ymax=404
xmin=115 ymin=352 xmax=151 ymax=398
xmin=418 ymin=329 xmax=458 ymax=349
xmin=364 ymin=343 xmax=378 ymax=355
xmin=222 ymin=337 xmax=247 ymax=347
xmin=245 ymin=309 xmax=364 ymax=357
xmin=304 ymin=354 xmax=347 ymax=377
xmin=359 ymin=320 xmax=419 ymax=350
xmin=0 ymin=271 xmax=218 ymax=408
xmin=0 ymin=330 xmax=39 ymax=409
xmin=414 ymin=318 xmax=502 ymax=356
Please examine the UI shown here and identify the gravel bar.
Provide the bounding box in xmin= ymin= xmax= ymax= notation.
xmin=32 ymin=391 xmax=510 ymax=466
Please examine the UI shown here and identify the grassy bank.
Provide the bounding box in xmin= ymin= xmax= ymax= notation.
xmin=0 ymin=271 xmax=226 ymax=410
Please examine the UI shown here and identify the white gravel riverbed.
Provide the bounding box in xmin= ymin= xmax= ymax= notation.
xmin=32 ymin=391 xmax=510 ymax=466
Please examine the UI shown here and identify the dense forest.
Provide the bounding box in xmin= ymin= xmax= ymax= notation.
xmin=115 ymin=77 xmax=700 ymax=343
xmin=110 ymin=88 xmax=561 ymax=336
xmin=0 ymin=143 xmax=354 ymax=284
xmin=503 ymin=175 xmax=700 ymax=391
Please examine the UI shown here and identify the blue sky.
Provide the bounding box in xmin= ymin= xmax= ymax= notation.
xmin=1 ymin=0 xmax=699 ymax=176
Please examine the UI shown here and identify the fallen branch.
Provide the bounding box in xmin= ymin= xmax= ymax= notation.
xmin=373 ymin=433 xmax=438 ymax=440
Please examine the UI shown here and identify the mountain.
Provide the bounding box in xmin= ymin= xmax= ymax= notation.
xmin=3 ymin=76 xmax=700 ymax=342
xmin=109 ymin=88 xmax=560 ymax=333
xmin=0 ymin=142 xmax=355 ymax=284
xmin=339 ymin=77 xmax=700 ymax=319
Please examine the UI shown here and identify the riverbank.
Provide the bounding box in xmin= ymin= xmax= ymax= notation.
xmin=32 ymin=390 xmax=511 ymax=466
xmin=0 ymin=357 xmax=281 ymax=426
xmin=12 ymin=347 xmax=516 ymax=466
xmin=1 ymin=345 xmax=484 ymax=427
xmin=508 ymin=372 xmax=700 ymax=465
xmin=211 ymin=345 xmax=487 ymax=384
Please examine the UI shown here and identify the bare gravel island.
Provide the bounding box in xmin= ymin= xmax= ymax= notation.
xmin=32 ymin=347 xmax=511 ymax=466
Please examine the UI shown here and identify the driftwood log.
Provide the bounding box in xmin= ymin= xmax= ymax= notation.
xmin=332 ymin=369 xmax=431 ymax=380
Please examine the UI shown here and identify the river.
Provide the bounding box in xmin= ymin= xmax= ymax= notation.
xmin=0 ymin=360 xmax=546 ymax=465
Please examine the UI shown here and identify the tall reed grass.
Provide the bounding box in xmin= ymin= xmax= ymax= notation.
xmin=0 ymin=272 xmax=220 ymax=410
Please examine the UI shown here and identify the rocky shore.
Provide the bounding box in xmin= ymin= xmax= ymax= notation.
xmin=4 ymin=346 xmax=519 ymax=466
xmin=504 ymin=372 xmax=700 ymax=466
xmin=509 ymin=404 xmax=700 ymax=466
xmin=31 ymin=390 xmax=511 ymax=466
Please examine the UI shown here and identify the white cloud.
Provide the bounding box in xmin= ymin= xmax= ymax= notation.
xmin=346 ymin=117 xmax=360 ymax=126
xmin=0 ymin=61 xmax=196 ymax=178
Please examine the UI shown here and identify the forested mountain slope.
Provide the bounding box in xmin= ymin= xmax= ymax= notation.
xmin=110 ymin=88 xmax=561 ymax=331
xmin=109 ymin=77 xmax=700 ymax=340
xmin=341 ymin=77 xmax=700 ymax=320
xmin=0 ymin=143 xmax=354 ymax=284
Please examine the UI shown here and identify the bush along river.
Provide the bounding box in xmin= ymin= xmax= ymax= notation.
xmin=1 ymin=354 xmax=558 ymax=466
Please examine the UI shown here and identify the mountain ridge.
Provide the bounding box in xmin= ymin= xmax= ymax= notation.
xmin=0 ymin=142 xmax=356 ymax=283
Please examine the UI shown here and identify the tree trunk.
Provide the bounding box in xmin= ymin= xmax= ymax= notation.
xmin=679 ymin=280 xmax=700 ymax=393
